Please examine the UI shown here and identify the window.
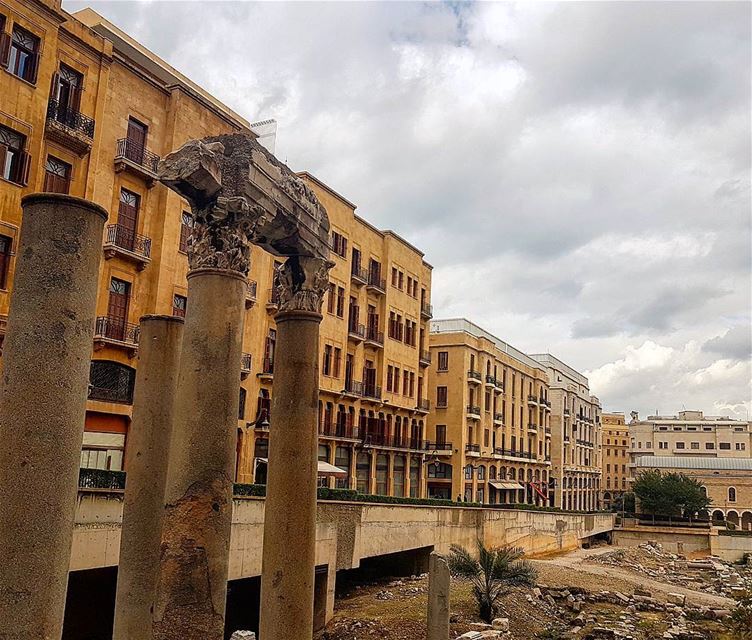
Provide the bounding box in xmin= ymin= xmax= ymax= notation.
xmin=333 ymin=347 xmax=341 ymax=378
xmin=436 ymin=425 xmax=447 ymax=445
xmin=437 ymin=351 xmax=449 ymax=371
xmin=428 ymin=461 xmax=452 ymax=479
xmin=0 ymin=125 xmax=29 ymax=185
xmin=436 ymin=386 xmax=448 ymax=408
xmin=7 ymin=26 xmax=39 ymax=83
xmin=464 ymin=465 xmax=472 ymax=480
xmin=705 ymin=442 xmax=715 ymax=450
xmin=658 ymin=441 xmax=668 ymax=450
xmin=336 ymin=286 xmax=345 ymax=318
xmin=736 ymin=443 xmax=746 ymax=451
xmin=52 ymin=64 xmax=83 ymax=114
xmin=675 ymin=442 xmax=685 ymax=449
xmin=0 ymin=235 xmax=11 ymax=289
xmin=238 ymin=388 xmax=246 ymax=420
xmin=729 ymin=487 xmax=737 ymax=503
xmin=179 ymin=212 xmax=193 ymax=253
xmin=331 ymin=230 xmax=347 ymax=258
xmin=386 ymin=365 xmax=393 ymax=392
xmin=322 ymin=345 xmax=333 ymax=376
xmin=719 ymin=442 xmax=731 ymax=450
xmin=89 ymin=360 xmax=136 ymax=404
xmin=391 ymin=267 xmax=398 ymax=287
xmin=43 ymin=156 xmax=71 ymax=193
xmin=327 ymin=282 xmax=336 ymax=314
xmin=172 ymin=294 xmax=187 ymax=318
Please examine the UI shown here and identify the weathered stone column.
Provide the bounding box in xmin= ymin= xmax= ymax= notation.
xmin=0 ymin=194 xmax=107 ymax=639
xmin=260 ymin=256 xmax=330 ymax=640
xmin=427 ymin=552 xmax=450 ymax=640
xmin=114 ymin=315 xmax=183 ymax=640
xmin=153 ymin=269 xmax=246 ymax=640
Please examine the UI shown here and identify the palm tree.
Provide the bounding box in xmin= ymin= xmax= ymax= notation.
xmin=447 ymin=540 xmax=537 ymax=623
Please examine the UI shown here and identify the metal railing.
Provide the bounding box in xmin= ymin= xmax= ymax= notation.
xmin=416 ymin=398 xmax=430 ymax=412
xmin=246 ymin=280 xmax=257 ymax=300
xmin=419 ymin=350 xmax=431 ymax=364
xmin=79 ymin=468 xmax=126 ymax=490
xmin=348 ymin=321 xmax=365 ymax=340
xmin=494 ymin=413 xmax=503 ymax=422
xmin=343 ymin=379 xmax=363 ymax=396
xmin=47 ymin=99 xmax=95 ymax=138
xmin=362 ymin=384 xmax=382 ymax=400
xmin=261 ymin=357 xmax=274 ymax=375
xmin=267 ymin=287 xmax=280 ymax=306
xmin=366 ymin=273 xmax=386 ymax=292
xmin=105 ymin=224 xmax=152 ymax=259
xmin=467 ymin=370 xmax=482 ymax=381
xmin=350 ymin=264 xmax=368 ymax=284
xmin=421 ymin=302 xmax=433 ymax=318
xmin=465 ymin=443 xmax=480 ymax=453
xmin=365 ymin=327 xmax=384 ymax=345
xmin=527 ymin=395 xmax=538 ymax=404
xmin=115 ymin=138 xmax=160 ymax=173
xmin=425 ymin=441 xmax=452 ymax=452
xmin=466 ymin=405 xmax=481 ymax=416
xmin=241 ymin=353 xmax=252 ymax=372
xmin=94 ymin=316 xmax=140 ymax=346
xmin=486 ymin=375 xmax=498 ymax=385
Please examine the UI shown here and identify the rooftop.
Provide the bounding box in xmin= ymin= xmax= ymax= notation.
xmin=430 ymin=318 xmax=546 ymax=374
xmin=633 ymin=456 xmax=752 ymax=471
xmin=529 ymin=352 xmax=589 ymax=388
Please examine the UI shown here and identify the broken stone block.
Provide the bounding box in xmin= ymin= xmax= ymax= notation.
xmin=667 ymin=593 xmax=686 ymax=607
xmin=492 ymin=618 xmax=509 ymax=632
xmin=470 ymin=622 xmax=493 ymax=631
xmin=230 ymin=632 xmax=256 ymax=640
xmin=457 ymin=632 xmax=484 ymax=640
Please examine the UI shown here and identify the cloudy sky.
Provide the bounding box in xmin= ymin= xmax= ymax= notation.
xmin=66 ymin=1 xmax=751 ymax=419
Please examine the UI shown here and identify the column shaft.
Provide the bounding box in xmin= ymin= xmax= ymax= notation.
xmin=426 ymin=552 xmax=450 ymax=640
xmin=114 ymin=315 xmax=183 ymax=640
xmin=260 ymin=311 xmax=321 ymax=640
xmin=0 ymin=194 xmax=107 ymax=639
xmin=153 ymin=269 xmax=245 ymax=640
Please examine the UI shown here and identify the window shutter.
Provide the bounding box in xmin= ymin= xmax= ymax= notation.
xmin=49 ymin=71 xmax=59 ymax=97
xmin=19 ymin=151 xmax=31 ymax=186
xmin=71 ymin=83 xmax=82 ymax=112
xmin=0 ymin=32 xmax=10 ymax=68
xmin=27 ymin=52 xmax=39 ymax=85
xmin=0 ymin=144 xmax=7 ymax=178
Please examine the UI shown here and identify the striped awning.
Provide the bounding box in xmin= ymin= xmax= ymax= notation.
xmin=256 ymin=458 xmax=347 ymax=477
xmin=490 ymin=481 xmax=524 ymax=490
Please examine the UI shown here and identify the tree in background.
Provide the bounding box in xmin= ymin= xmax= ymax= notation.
xmin=447 ymin=541 xmax=537 ymax=623
xmin=632 ymin=470 xmax=711 ymax=517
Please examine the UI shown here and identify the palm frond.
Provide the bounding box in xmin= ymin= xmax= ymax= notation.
xmin=447 ymin=543 xmax=480 ymax=578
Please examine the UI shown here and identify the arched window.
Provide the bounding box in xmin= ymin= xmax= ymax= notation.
xmin=356 ymin=452 xmax=370 ymax=493
xmin=335 ymin=446 xmax=351 ymax=489
xmin=393 ymin=455 xmax=406 ymax=497
xmin=376 ymin=454 xmax=389 ymax=495
xmin=464 ymin=464 xmax=473 ymax=480
xmin=477 ymin=465 xmax=486 ymax=480
xmin=489 ymin=466 xmax=497 ymax=480
xmin=729 ymin=487 xmax=737 ymax=503
xmin=89 ymin=360 xmax=136 ymax=404
xmin=427 ymin=462 xmax=452 ymax=479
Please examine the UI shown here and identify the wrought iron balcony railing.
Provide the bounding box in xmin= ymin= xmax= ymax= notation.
xmin=467 ymin=370 xmax=482 ymax=382
xmin=465 ymin=443 xmax=480 ymax=453
xmin=362 ymin=384 xmax=382 ymax=401
xmin=416 ymin=398 xmax=430 ymax=412
xmin=105 ymin=224 xmax=152 ymax=260
xmin=366 ymin=273 xmax=386 ymax=293
xmin=420 ymin=302 xmax=433 ymax=319
xmin=343 ymin=379 xmax=363 ymax=396
xmin=350 ymin=264 xmax=368 ymax=285
xmin=365 ymin=327 xmax=384 ymax=346
xmin=425 ymin=441 xmax=452 ymax=452
xmin=466 ymin=405 xmax=481 ymax=416
xmin=46 ymin=99 xmax=95 ymax=138
xmin=94 ymin=316 xmax=140 ymax=346
xmin=115 ymin=138 xmax=160 ymax=174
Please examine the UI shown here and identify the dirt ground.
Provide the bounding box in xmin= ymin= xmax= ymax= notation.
xmin=319 ymin=543 xmax=738 ymax=640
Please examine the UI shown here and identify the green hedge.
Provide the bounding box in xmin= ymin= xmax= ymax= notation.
xmin=719 ymin=529 xmax=752 ymax=537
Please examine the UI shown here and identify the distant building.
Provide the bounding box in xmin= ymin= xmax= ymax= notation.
xmin=600 ymin=412 xmax=629 ymax=509
xmin=530 ymin=354 xmax=602 ymax=511
xmin=631 ymin=455 xmax=752 ymax=530
xmin=628 ymin=410 xmax=752 ymax=461
xmin=427 ymin=319 xmax=552 ymax=505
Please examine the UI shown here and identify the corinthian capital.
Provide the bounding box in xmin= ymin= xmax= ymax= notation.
xmin=276 ymin=256 xmax=334 ymax=315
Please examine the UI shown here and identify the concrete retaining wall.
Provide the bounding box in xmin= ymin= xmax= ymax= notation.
xmin=710 ymin=532 xmax=752 ymax=562
xmin=612 ymin=527 xmax=710 ymax=555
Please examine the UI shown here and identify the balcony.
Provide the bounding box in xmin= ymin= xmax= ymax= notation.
xmin=347 ymin=321 xmax=365 ymax=343
xmin=320 ymin=418 xmax=360 ymax=440
xmin=342 ymin=379 xmax=363 ymax=398
xmin=485 ymin=375 xmax=497 ymax=388
xmin=564 ymin=409 xmax=571 ymax=417
xmin=266 ymin=288 xmax=279 ymax=313
xmin=465 ymin=443 xmax=481 ymax=456
xmin=493 ymin=413 xmax=503 ymax=425
xmin=45 ymin=99 xmax=95 ymax=156
xmin=424 ymin=441 xmax=453 ymax=455
xmin=527 ymin=423 xmax=538 ymax=434
xmin=244 ymin=281 xmax=257 ymax=309
xmin=362 ymin=384 xmax=382 ymax=402
xmin=257 ymin=357 xmax=274 ymax=381
xmin=114 ymin=138 xmax=160 ymax=185
xmin=545 ymin=427 xmax=552 ymax=436
xmin=94 ymin=316 xmax=139 ymax=355
xmin=420 ymin=302 xmax=433 ymax=320
xmin=527 ymin=395 xmax=538 ymax=406
xmin=240 ymin=353 xmax=252 ymax=379
xmin=564 ymin=435 xmax=571 ymax=442
xmin=416 ymin=398 xmax=430 ymax=414
xmin=466 ymin=405 xmax=481 ymax=419
xmin=103 ymin=224 xmax=152 ymax=269
xmin=364 ymin=327 xmax=384 ymax=348
xmin=350 ymin=265 xmax=368 ymax=286
xmin=419 ymin=351 xmax=431 ymax=367
xmin=366 ymin=273 xmax=386 ymax=294
xmin=467 ymin=370 xmax=482 ymax=385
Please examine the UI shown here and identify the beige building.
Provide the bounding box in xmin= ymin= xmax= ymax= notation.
xmin=241 ymin=173 xmax=434 ymax=497
xmin=530 ymin=354 xmax=602 ymax=511
xmin=628 ymin=410 xmax=752 ymax=460
xmin=601 ymin=412 xmax=629 ymax=509
xmin=427 ymin=319 xmax=552 ymax=505
xmin=631 ymin=456 xmax=752 ymax=530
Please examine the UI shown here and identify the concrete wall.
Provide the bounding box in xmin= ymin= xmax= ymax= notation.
xmin=612 ymin=526 xmax=711 ymax=555
xmin=72 ymin=490 xmax=614 ymax=575
xmin=710 ymin=532 xmax=752 ymax=563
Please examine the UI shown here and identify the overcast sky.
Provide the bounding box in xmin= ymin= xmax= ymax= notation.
xmin=66 ymin=1 xmax=751 ymax=419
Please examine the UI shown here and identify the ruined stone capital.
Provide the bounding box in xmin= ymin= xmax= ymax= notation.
xmin=275 ymin=256 xmax=334 ymax=315
xmin=158 ymin=134 xmax=331 ymax=276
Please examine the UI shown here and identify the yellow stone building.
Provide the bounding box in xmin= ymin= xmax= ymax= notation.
xmin=427 ymin=319 xmax=552 ymax=505
xmin=600 ymin=411 xmax=629 ymax=509
xmin=0 ymin=1 xmax=434 ymax=497
xmin=530 ymin=353 xmax=602 ymax=511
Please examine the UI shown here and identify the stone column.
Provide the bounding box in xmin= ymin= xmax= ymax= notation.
xmin=260 ymin=256 xmax=330 ymax=640
xmin=153 ymin=268 xmax=245 ymax=640
xmin=0 ymin=194 xmax=107 ymax=639
xmin=114 ymin=315 xmax=184 ymax=640
xmin=427 ymin=552 xmax=450 ymax=640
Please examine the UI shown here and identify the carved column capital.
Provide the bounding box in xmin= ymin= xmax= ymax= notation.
xmin=275 ymin=256 xmax=334 ymax=315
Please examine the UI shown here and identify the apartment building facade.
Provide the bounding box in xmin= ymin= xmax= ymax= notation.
xmin=600 ymin=412 xmax=629 ymax=509
xmin=530 ymin=354 xmax=602 ymax=511
xmin=427 ymin=319 xmax=552 ymax=505
xmin=628 ymin=410 xmax=752 ymax=460
xmin=0 ymin=1 xmax=435 ymax=498
xmin=239 ymin=173 xmax=434 ymax=497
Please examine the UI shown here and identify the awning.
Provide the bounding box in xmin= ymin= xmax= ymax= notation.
xmin=255 ymin=458 xmax=348 ymax=478
xmin=490 ymin=481 xmax=524 ymax=491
